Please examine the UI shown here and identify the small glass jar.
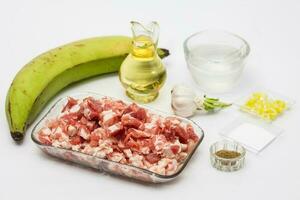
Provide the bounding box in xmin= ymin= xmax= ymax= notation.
xmin=210 ymin=140 xmax=246 ymax=172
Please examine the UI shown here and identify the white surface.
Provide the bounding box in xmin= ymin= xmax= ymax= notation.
xmin=226 ymin=122 xmax=276 ymax=152
xmin=0 ymin=0 xmax=300 ymax=199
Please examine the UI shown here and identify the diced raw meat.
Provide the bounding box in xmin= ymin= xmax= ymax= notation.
xmin=165 ymin=117 xmax=181 ymax=125
xmin=66 ymin=125 xmax=77 ymax=136
xmin=157 ymin=158 xmax=170 ymax=169
xmin=176 ymin=152 xmax=188 ymax=162
xmin=78 ymin=127 xmax=90 ymax=140
xmin=137 ymin=138 xmax=153 ymax=151
xmin=62 ymin=97 xmax=78 ymax=113
xmin=130 ymin=107 xmax=147 ymax=122
xmin=38 ymin=134 xmax=52 ymax=145
xmin=111 ymin=100 xmax=127 ymax=115
xmin=92 ymin=127 xmax=107 ymax=139
xmin=123 ymin=149 xmax=133 ymax=158
xmin=127 ymin=128 xmax=150 ymax=139
xmin=86 ymin=121 xmax=97 ymax=131
xmin=125 ymin=138 xmax=139 ymax=150
xmin=101 ymin=110 xmax=119 ymax=127
xmin=162 ymin=143 xmax=180 ymax=159
xmin=186 ymin=124 xmax=199 ymax=142
xmin=170 ymin=144 xmax=181 ymax=154
xmin=94 ymin=150 xmax=107 ymax=159
xmin=79 ymin=97 xmax=101 ymax=120
xmin=161 ymin=120 xmax=176 ymax=142
xmin=144 ymin=122 xmax=161 ymax=135
xmin=121 ymin=114 xmax=143 ymax=129
xmin=83 ymin=108 xmax=99 ymax=121
xmin=152 ymin=135 xmax=167 ymax=152
xmin=145 ymin=153 xmax=161 ymax=164
xmin=117 ymin=140 xmax=126 ymax=149
xmin=89 ymin=132 xmax=100 ymax=147
xmin=47 ymin=119 xmax=60 ymax=129
xmin=71 ymin=145 xmax=81 ymax=151
xmin=86 ymin=98 xmax=102 ymax=113
xmin=82 ymin=145 xmax=98 ymax=155
xmin=108 ymin=152 xmax=125 ymax=162
xmin=166 ymin=159 xmax=178 ymax=175
xmin=90 ymin=133 xmax=100 ymax=142
xmin=37 ymin=96 xmax=200 ymax=176
xmin=173 ymin=126 xmax=189 ymax=144
xmin=143 ymin=160 xmax=154 ymax=168
xmin=90 ymin=140 xmax=99 ymax=147
xmin=61 ymin=113 xmax=80 ymax=126
xmin=149 ymin=165 xmax=166 ymax=175
xmin=140 ymin=146 xmax=150 ymax=154
xmin=52 ymin=140 xmax=71 ymax=149
xmin=125 ymin=103 xmax=139 ymax=114
xmin=70 ymin=136 xmax=82 ymax=145
xmin=69 ymin=104 xmax=81 ymax=113
xmin=129 ymin=153 xmax=144 ymax=168
xmin=52 ymin=129 xmax=69 ymax=143
xmin=107 ymin=122 xmax=123 ymax=136
xmin=181 ymin=143 xmax=188 ymax=152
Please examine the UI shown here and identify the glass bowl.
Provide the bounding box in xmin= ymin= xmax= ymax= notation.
xmin=31 ymin=92 xmax=205 ymax=183
xmin=210 ymin=140 xmax=246 ymax=172
xmin=184 ymin=30 xmax=250 ymax=93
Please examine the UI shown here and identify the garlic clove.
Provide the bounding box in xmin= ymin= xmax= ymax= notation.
xmin=171 ymin=97 xmax=197 ymax=117
xmin=171 ymin=85 xmax=197 ymax=117
xmin=171 ymin=85 xmax=195 ymax=97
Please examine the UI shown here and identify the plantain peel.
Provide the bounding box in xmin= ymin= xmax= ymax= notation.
xmin=6 ymin=36 xmax=170 ymax=141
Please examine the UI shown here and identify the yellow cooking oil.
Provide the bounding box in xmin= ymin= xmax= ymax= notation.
xmin=119 ymin=22 xmax=166 ymax=103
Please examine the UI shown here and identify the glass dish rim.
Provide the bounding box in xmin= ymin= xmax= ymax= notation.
xmin=183 ymin=29 xmax=251 ymax=64
xmin=31 ymin=92 xmax=205 ymax=180
xmin=209 ymin=140 xmax=246 ymax=161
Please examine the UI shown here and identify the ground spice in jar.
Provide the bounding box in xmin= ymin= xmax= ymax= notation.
xmin=215 ymin=150 xmax=241 ymax=159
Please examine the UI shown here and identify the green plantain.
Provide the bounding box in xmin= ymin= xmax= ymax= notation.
xmin=5 ymin=36 xmax=169 ymax=141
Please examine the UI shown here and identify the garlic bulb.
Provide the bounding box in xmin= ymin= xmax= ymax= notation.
xmin=171 ymin=85 xmax=197 ymax=117
xmin=171 ymin=85 xmax=231 ymax=117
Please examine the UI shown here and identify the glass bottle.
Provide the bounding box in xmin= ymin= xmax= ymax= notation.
xmin=119 ymin=21 xmax=166 ymax=103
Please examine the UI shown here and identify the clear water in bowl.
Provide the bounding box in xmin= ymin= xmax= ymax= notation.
xmin=187 ymin=43 xmax=245 ymax=93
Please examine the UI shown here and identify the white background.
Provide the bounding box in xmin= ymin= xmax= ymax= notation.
xmin=1 ymin=0 xmax=300 ymax=199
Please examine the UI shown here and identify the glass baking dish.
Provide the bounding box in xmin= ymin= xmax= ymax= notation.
xmin=31 ymin=93 xmax=204 ymax=183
